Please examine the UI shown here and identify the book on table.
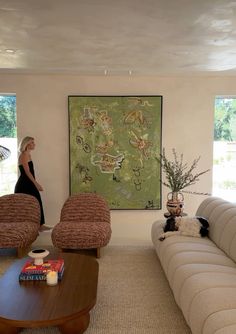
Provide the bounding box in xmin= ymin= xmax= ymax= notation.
xmin=19 ymin=259 xmax=64 ymax=281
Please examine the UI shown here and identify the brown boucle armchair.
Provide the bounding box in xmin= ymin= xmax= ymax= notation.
xmin=0 ymin=193 xmax=40 ymax=257
xmin=51 ymin=193 xmax=111 ymax=258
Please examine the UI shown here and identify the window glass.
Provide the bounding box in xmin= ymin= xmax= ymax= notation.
xmin=213 ymin=98 xmax=236 ymax=201
xmin=0 ymin=95 xmax=17 ymax=195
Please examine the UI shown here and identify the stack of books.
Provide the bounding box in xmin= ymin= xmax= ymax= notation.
xmin=19 ymin=259 xmax=64 ymax=281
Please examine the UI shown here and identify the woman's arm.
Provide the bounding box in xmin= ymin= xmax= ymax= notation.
xmin=19 ymin=152 xmax=43 ymax=191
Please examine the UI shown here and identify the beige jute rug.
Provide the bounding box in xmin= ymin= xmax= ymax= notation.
xmin=0 ymin=245 xmax=191 ymax=334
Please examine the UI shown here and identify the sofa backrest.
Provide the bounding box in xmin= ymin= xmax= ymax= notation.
xmin=196 ymin=196 xmax=236 ymax=263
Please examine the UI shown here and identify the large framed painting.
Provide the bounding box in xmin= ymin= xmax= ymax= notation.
xmin=68 ymin=95 xmax=162 ymax=209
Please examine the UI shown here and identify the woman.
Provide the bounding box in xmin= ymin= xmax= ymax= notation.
xmin=14 ymin=136 xmax=50 ymax=231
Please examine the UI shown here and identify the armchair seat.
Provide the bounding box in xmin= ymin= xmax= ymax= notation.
xmin=0 ymin=222 xmax=39 ymax=247
xmin=51 ymin=221 xmax=111 ymax=249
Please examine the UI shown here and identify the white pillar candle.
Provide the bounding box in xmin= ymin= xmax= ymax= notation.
xmin=46 ymin=270 xmax=58 ymax=286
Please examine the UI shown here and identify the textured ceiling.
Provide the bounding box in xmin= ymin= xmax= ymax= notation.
xmin=1 ymin=0 xmax=236 ymax=75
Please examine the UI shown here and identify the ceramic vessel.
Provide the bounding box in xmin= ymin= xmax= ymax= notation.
xmin=166 ymin=192 xmax=184 ymax=216
xmin=28 ymin=249 xmax=49 ymax=265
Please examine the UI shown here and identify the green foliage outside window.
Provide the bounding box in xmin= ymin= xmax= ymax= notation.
xmin=214 ymin=98 xmax=236 ymax=141
xmin=0 ymin=95 xmax=16 ymax=138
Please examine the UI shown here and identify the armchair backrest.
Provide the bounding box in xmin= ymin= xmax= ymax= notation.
xmin=60 ymin=193 xmax=110 ymax=223
xmin=0 ymin=193 xmax=40 ymax=225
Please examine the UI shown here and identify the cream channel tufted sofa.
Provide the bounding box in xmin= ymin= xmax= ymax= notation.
xmin=151 ymin=196 xmax=236 ymax=334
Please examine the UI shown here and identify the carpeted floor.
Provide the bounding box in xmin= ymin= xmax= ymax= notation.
xmin=0 ymin=245 xmax=191 ymax=334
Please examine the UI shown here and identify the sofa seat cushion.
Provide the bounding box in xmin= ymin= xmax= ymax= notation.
xmin=160 ymin=241 xmax=226 ymax=275
xmin=0 ymin=222 xmax=39 ymax=248
xmin=152 ymin=219 xmax=215 ymax=261
xmin=167 ymin=250 xmax=235 ymax=285
xmin=52 ymin=221 xmax=112 ymax=249
xmin=180 ymin=272 xmax=236 ymax=326
xmin=203 ymin=310 xmax=236 ymax=334
xmin=151 ymin=220 xmax=236 ymax=282
xmin=189 ymin=286 xmax=236 ymax=334
xmin=173 ymin=263 xmax=236 ymax=305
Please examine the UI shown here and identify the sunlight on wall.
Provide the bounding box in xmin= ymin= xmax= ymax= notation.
xmin=213 ymin=141 xmax=236 ymax=202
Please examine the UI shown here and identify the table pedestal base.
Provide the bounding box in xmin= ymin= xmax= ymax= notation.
xmin=59 ymin=313 xmax=90 ymax=334
xmin=0 ymin=322 xmax=20 ymax=334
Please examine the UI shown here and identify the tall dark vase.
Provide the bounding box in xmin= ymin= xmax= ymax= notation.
xmin=166 ymin=192 xmax=184 ymax=216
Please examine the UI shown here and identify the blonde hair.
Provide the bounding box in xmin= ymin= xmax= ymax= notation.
xmin=18 ymin=136 xmax=34 ymax=153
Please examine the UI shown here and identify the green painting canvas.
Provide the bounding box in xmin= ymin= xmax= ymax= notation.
xmin=68 ymin=96 xmax=162 ymax=209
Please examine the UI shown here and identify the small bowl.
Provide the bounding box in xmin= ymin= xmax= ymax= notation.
xmin=28 ymin=249 xmax=49 ymax=265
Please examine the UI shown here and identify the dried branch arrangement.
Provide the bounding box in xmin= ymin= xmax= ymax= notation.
xmin=156 ymin=148 xmax=210 ymax=193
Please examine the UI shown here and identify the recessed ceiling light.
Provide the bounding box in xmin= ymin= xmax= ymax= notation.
xmin=5 ymin=49 xmax=15 ymax=53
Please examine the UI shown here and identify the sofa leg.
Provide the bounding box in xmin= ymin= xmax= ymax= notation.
xmin=17 ymin=247 xmax=29 ymax=258
xmin=96 ymin=248 xmax=101 ymax=258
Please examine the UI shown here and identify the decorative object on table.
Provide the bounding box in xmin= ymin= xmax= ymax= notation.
xmin=46 ymin=270 xmax=58 ymax=286
xmin=19 ymin=258 xmax=64 ymax=281
xmin=28 ymin=248 xmax=49 ymax=265
xmin=68 ymin=95 xmax=162 ymax=210
xmin=0 ymin=145 xmax=11 ymax=162
xmin=156 ymin=148 xmax=210 ymax=216
xmin=166 ymin=191 xmax=184 ymax=216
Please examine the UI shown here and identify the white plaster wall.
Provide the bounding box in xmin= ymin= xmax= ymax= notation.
xmin=0 ymin=74 xmax=235 ymax=245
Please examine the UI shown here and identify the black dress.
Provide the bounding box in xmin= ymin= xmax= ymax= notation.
xmin=14 ymin=161 xmax=45 ymax=226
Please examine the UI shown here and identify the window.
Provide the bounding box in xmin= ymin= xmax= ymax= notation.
xmin=213 ymin=97 xmax=236 ymax=202
xmin=0 ymin=95 xmax=17 ymax=195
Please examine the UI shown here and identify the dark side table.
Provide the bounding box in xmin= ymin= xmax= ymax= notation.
xmin=164 ymin=212 xmax=188 ymax=218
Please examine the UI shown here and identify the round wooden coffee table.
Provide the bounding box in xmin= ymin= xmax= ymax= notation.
xmin=0 ymin=252 xmax=98 ymax=334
